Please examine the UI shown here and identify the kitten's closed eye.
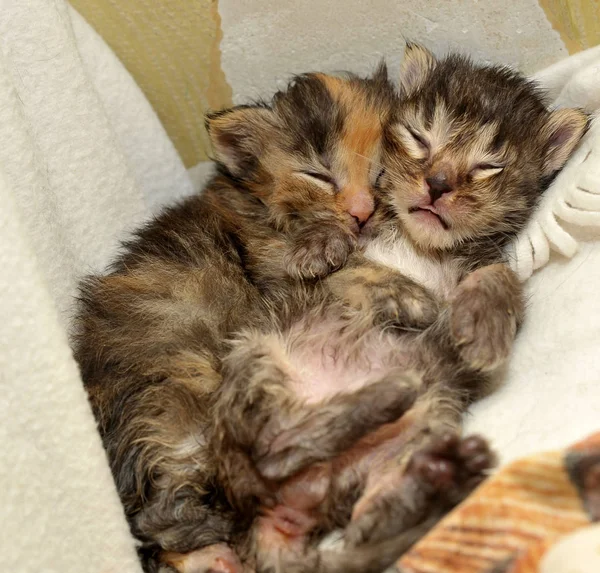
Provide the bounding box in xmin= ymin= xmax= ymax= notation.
xmin=469 ymin=164 xmax=504 ymax=180
xmin=408 ymin=128 xmax=429 ymax=152
xmin=297 ymin=170 xmax=338 ymax=193
xmin=395 ymin=125 xmax=430 ymax=161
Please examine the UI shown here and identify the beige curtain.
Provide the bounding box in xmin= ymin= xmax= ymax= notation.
xmin=70 ymin=0 xmax=232 ymax=167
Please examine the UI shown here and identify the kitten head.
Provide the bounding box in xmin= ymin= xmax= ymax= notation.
xmin=379 ymin=44 xmax=589 ymax=251
xmin=205 ymin=68 xmax=395 ymax=234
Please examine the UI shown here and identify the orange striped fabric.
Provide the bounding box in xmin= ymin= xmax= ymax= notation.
xmin=395 ymin=432 xmax=600 ymax=573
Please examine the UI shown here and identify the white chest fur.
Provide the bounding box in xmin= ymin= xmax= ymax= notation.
xmin=363 ymin=233 xmax=460 ymax=300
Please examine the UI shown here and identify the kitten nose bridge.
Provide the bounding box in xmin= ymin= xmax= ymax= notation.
xmin=339 ymin=187 xmax=375 ymax=225
xmin=426 ymin=171 xmax=454 ymax=203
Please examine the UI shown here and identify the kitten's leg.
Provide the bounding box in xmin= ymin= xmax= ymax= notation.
xmin=343 ymin=429 xmax=496 ymax=547
xmin=214 ymin=330 xmax=421 ymax=501
xmin=255 ymin=515 xmax=437 ymax=573
xmin=255 ymin=369 xmax=421 ymax=482
xmin=252 ymin=468 xmax=435 ymax=573
xmin=449 ymin=263 xmax=524 ymax=372
xmin=88 ymin=362 xmax=247 ymax=571
xmin=325 ymin=253 xmax=439 ymax=330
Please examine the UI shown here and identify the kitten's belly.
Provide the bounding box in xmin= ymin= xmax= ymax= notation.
xmin=284 ymin=314 xmax=412 ymax=405
xmin=282 ymin=235 xmax=460 ymax=404
xmin=363 ymin=234 xmax=459 ymax=299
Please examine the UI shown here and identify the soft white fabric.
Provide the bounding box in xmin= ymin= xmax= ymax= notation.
xmin=0 ymin=0 xmax=191 ymax=571
xmin=1 ymin=0 xmax=600 ymax=570
xmin=509 ymin=47 xmax=600 ymax=280
xmin=508 ymin=117 xmax=600 ymax=278
xmin=541 ymin=523 xmax=600 ymax=573
xmin=69 ymin=8 xmax=194 ymax=212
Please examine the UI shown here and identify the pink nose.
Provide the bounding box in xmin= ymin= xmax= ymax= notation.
xmin=343 ymin=189 xmax=375 ymax=225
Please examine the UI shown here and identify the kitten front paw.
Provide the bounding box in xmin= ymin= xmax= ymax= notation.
xmin=369 ymin=276 xmax=439 ymax=330
xmin=284 ymin=222 xmax=356 ymax=280
xmin=449 ymin=264 xmax=523 ymax=372
xmin=330 ymin=264 xmax=439 ymax=330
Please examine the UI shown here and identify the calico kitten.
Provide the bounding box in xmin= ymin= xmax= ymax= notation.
xmin=73 ymin=45 xmax=588 ymax=573
xmin=74 ymin=67 xmax=413 ymax=573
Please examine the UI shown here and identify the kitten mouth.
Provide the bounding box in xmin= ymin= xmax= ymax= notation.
xmin=408 ymin=206 xmax=450 ymax=230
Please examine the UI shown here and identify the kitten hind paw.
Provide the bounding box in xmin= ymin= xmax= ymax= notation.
xmin=345 ymin=432 xmax=496 ymax=546
xmin=409 ymin=432 xmax=496 ymax=503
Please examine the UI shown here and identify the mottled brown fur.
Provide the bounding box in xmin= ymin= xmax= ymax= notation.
xmin=75 ymin=68 xmax=405 ymax=571
xmin=73 ymin=45 xmax=588 ymax=573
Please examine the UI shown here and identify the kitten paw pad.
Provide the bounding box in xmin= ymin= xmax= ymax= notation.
xmin=409 ymin=432 xmax=496 ymax=499
xmin=160 ymin=544 xmax=243 ymax=573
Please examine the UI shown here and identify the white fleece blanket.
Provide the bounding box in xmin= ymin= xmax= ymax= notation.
xmin=0 ymin=1 xmax=599 ymax=571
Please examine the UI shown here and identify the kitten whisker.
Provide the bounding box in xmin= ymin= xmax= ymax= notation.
xmin=349 ymin=151 xmax=384 ymax=169
xmin=350 ymin=150 xmax=410 ymax=185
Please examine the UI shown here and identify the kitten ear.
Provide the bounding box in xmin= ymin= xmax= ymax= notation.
xmin=205 ymin=106 xmax=277 ymax=177
xmin=372 ymin=60 xmax=389 ymax=85
xmin=399 ymin=43 xmax=436 ymax=96
xmin=541 ymin=108 xmax=589 ymax=176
